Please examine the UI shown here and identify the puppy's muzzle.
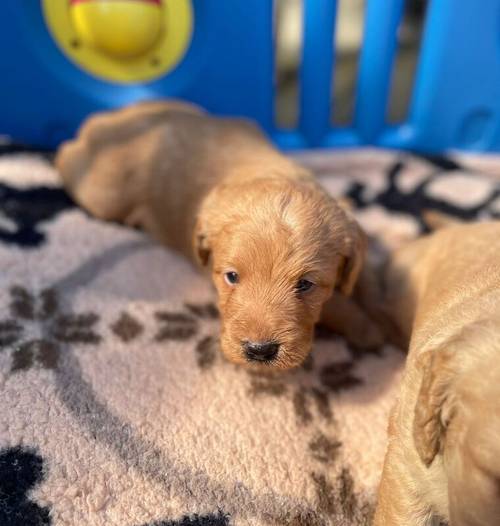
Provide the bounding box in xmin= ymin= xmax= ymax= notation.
xmin=242 ymin=340 xmax=280 ymax=362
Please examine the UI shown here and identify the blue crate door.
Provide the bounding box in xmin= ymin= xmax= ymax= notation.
xmin=277 ymin=0 xmax=500 ymax=153
xmin=0 ymin=1 xmax=274 ymax=148
xmin=383 ymin=0 xmax=500 ymax=152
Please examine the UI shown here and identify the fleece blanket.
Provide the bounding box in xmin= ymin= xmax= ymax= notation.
xmin=0 ymin=148 xmax=498 ymax=526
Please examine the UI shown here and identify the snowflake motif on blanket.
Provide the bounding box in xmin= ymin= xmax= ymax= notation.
xmin=0 ymin=285 xmax=100 ymax=372
xmin=0 ymin=182 xmax=74 ymax=248
xmin=0 ymin=446 xmax=51 ymax=526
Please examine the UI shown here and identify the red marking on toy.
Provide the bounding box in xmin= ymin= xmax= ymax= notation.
xmin=70 ymin=0 xmax=162 ymax=4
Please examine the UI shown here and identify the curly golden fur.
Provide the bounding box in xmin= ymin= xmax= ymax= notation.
xmin=374 ymin=221 xmax=500 ymax=525
xmin=56 ymin=100 xmax=383 ymax=370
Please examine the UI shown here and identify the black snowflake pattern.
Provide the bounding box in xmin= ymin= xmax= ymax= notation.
xmin=0 ymin=285 xmax=100 ymax=372
xmin=153 ymin=302 xmax=219 ymax=344
xmin=0 ymin=281 xmax=221 ymax=375
xmin=0 ymin=446 xmax=51 ymax=526
xmin=138 ymin=511 xmax=230 ymax=526
xmin=0 ymin=182 xmax=74 ymax=247
xmin=345 ymin=156 xmax=500 ymax=231
xmin=108 ymin=302 xmax=220 ymax=367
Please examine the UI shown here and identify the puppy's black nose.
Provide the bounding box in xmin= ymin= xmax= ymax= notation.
xmin=243 ymin=340 xmax=280 ymax=362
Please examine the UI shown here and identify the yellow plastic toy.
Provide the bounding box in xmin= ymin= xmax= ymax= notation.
xmin=43 ymin=0 xmax=193 ymax=83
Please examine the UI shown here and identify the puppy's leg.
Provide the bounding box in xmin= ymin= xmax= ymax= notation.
xmin=322 ymin=253 xmax=407 ymax=351
xmin=320 ymin=292 xmax=384 ymax=351
xmin=375 ymin=406 xmax=442 ymax=526
xmin=376 ymin=354 xmax=453 ymax=526
xmin=375 ymin=448 xmax=436 ymax=525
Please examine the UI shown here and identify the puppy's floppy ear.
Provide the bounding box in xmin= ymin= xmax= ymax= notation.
xmin=337 ymin=212 xmax=367 ymax=296
xmin=193 ymin=215 xmax=212 ymax=267
xmin=413 ymin=348 xmax=455 ymax=466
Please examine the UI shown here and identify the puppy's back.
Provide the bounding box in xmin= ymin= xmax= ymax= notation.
xmin=384 ymin=221 xmax=500 ymax=349
xmin=55 ymin=100 xmax=287 ymax=256
xmin=376 ymin=222 xmax=500 ymax=524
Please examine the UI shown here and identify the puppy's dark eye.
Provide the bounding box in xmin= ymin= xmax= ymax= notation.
xmin=224 ymin=271 xmax=239 ymax=285
xmin=295 ymin=279 xmax=314 ymax=293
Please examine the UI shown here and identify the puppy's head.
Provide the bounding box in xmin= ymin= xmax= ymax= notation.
xmin=194 ymin=179 xmax=365 ymax=369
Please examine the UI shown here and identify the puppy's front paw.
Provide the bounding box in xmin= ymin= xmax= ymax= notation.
xmin=320 ymin=293 xmax=385 ymax=353
xmin=344 ymin=319 xmax=385 ymax=353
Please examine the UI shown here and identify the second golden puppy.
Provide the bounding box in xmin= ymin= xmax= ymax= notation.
xmin=56 ymin=101 xmax=382 ymax=370
xmin=374 ymin=221 xmax=500 ymax=525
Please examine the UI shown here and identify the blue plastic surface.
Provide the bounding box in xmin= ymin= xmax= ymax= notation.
xmin=0 ymin=1 xmax=274 ymax=148
xmin=0 ymin=0 xmax=499 ymax=152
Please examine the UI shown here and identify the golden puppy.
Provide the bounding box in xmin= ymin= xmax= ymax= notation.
xmin=56 ymin=100 xmax=382 ymax=370
xmin=374 ymin=221 xmax=500 ymax=525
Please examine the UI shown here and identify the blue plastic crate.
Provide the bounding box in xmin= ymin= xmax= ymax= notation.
xmin=0 ymin=0 xmax=499 ymax=152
